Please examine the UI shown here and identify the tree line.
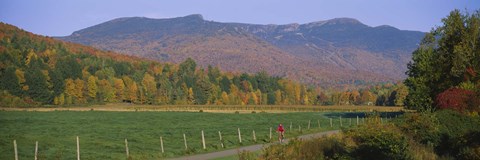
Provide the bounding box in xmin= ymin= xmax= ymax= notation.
xmin=0 ymin=22 xmax=405 ymax=107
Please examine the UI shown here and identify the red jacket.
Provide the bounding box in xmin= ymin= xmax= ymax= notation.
xmin=277 ymin=125 xmax=284 ymax=132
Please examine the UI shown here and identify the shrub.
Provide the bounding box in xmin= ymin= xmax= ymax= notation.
xmin=260 ymin=136 xmax=350 ymax=160
xmin=238 ymin=150 xmax=257 ymax=160
xmin=435 ymin=88 xmax=476 ymax=112
xmin=435 ymin=110 xmax=480 ymax=158
xmin=396 ymin=113 xmax=440 ymax=146
xmin=435 ymin=110 xmax=480 ymax=138
xmin=346 ymin=123 xmax=411 ymax=160
xmin=456 ymin=131 xmax=480 ymax=160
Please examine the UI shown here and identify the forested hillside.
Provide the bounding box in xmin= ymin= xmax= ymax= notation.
xmin=0 ymin=22 xmax=406 ymax=107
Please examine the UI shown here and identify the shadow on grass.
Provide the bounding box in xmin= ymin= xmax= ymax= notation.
xmin=323 ymin=112 xmax=405 ymax=118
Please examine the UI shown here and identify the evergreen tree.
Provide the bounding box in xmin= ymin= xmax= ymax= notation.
xmin=0 ymin=67 xmax=23 ymax=96
xmin=49 ymin=68 xmax=64 ymax=97
xmin=25 ymin=67 xmax=51 ymax=103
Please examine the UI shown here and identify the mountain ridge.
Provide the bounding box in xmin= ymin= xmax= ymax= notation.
xmin=58 ymin=14 xmax=425 ymax=87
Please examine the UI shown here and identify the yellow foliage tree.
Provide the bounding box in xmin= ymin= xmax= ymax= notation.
xmin=87 ymin=75 xmax=97 ymax=100
xmin=250 ymin=92 xmax=258 ymax=105
xmin=113 ymin=78 xmax=125 ymax=102
xmin=74 ymin=79 xmax=86 ymax=103
xmin=98 ymin=79 xmax=115 ymax=102
xmin=221 ymin=91 xmax=229 ymax=105
xmin=274 ymin=90 xmax=282 ymax=105
xmin=142 ymin=73 xmax=156 ymax=103
xmin=130 ymin=82 xmax=138 ymax=103
xmin=25 ymin=50 xmax=37 ymax=65
xmin=64 ymin=78 xmax=75 ymax=104
xmin=187 ymin=87 xmax=195 ymax=104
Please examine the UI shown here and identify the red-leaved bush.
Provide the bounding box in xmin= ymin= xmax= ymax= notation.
xmin=435 ymin=88 xmax=478 ymax=112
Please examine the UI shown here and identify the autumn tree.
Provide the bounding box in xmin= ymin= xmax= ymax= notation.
xmin=405 ymin=10 xmax=480 ymax=111
xmin=98 ymin=79 xmax=115 ymax=102
xmin=141 ymin=73 xmax=156 ymax=104
xmin=113 ymin=78 xmax=125 ymax=102
xmin=87 ymin=75 xmax=98 ymax=100
xmin=74 ymin=78 xmax=86 ymax=103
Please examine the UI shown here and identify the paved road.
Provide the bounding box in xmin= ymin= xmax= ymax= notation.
xmin=169 ymin=130 xmax=340 ymax=160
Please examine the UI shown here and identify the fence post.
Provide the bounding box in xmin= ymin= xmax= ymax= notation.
xmin=77 ymin=136 xmax=80 ymax=160
xmin=201 ymin=130 xmax=206 ymax=150
xmin=253 ymin=130 xmax=256 ymax=142
xmin=160 ymin=137 xmax=164 ymax=153
xmin=269 ymin=127 xmax=272 ymax=140
xmin=308 ymin=120 xmax=311 ymax=129
xmin=290 ymin=122 xmax=292 ymax=132
xmin=318 ymin=120 xmax=321 ymax=128
xmin=218 ymin=131 xmax=224 ymax=148
xmin=14 ymin=140 xmax=18 ymax=160
xmin=125 ymin=138 xmax=129 ymax=158
xmin=298 ymin=125 xmax=301 ymax=132
xmin=356 ymin=116 xmax=359 ymax=125
xmin=330 ymin=118 xmax=333 ymax=127
xmin=238 ymin=128 xmax=242 ymax=143
xmin=183 ymin=133 xmax=188 ymax=150
xmin=35 ymin=141 xmax=38 ymax=160
xmin=340 ymin=116 xmax=343 ymax=127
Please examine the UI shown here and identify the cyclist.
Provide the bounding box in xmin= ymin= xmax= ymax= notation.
xmin=277 ymin=123 xmax=285 ymax=143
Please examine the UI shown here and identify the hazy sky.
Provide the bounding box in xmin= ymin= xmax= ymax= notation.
xmin=1 ymin=0 xmax=479 ymax=36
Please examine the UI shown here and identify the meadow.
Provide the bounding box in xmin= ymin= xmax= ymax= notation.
xmin=0 ymin=110 xmax=403 ymax=160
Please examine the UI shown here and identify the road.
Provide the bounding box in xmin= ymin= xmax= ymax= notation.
xmin=168 ymin=130 xmax=340 ymax=160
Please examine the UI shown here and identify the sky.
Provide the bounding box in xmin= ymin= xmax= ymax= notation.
xmin=1 ymin=0 xmax=479 ymax=37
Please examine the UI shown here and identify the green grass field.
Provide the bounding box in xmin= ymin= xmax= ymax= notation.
xmin=0 ymin=110 xmax=398 ymax=159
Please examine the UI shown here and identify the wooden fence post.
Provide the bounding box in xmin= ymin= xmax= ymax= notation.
xmin=35 ymin=141 xmax=38 ymax=160
xmin=290 ymin=122 xmax=292 ymax=132
xmin=308 ymin=120 xmax=311 ymax=129
xmin=238 ymin=128 xmax=242 ymax=143
xmin=318 ymin=120 xmax=321 ymax=128
xmin=340 ymin=116 xmax=343 ymax=127
xmin=356 ymin=116 xmax=359 ymax=125
xmin=330 ymin=118 xmax=333 ymax=127
xmin=269 ymin=127 xmax=272 ymax=140
xmin=125 ymin=138 xmax=129 ymax=158
xmin=253 ymin=130 xmax=256 ymax=142
xmin=14 ymin=140 xmax=18 ymax=160
xmin=201 ymin=130 xmax=206 ymax=150
xmin=298 ymin=125 xmax=301 ymax=132
xmin=183 ymin=133 xmax=188 ymax=150
xmin=160 ymin=137 xmax=164 ymax=153
xmin=77 ymin=136 xmax=80 ymax=160
xmin=218 ymin=131 xmax=224 ymax=148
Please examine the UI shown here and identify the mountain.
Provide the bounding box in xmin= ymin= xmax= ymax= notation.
xmin=58 ymin=14 xmax=425 ymax=87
